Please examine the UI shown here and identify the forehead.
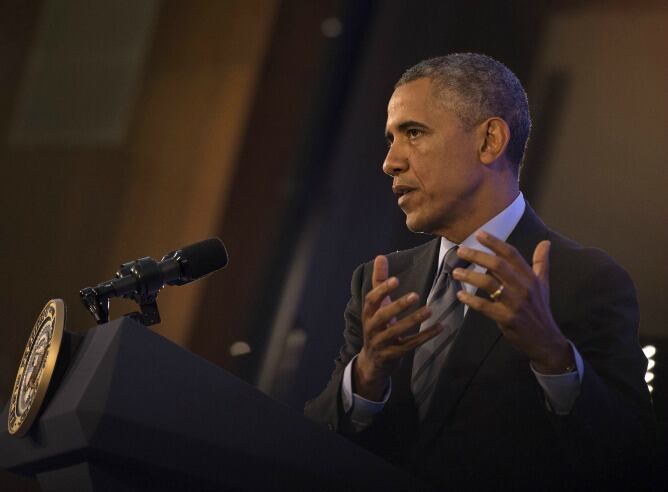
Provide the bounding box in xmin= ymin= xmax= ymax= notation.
xmin=386 ymin=78 xmax=459 ymax=130
xmin=387 ymin=78 xmax=438 ymax=116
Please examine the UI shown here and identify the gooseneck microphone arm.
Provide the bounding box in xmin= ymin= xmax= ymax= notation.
xmin=80 ymin=238 xmax=228 ymax=326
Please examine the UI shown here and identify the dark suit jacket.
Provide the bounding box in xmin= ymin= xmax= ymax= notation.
xmin=305 ymin=206 xmax=655 ymax=491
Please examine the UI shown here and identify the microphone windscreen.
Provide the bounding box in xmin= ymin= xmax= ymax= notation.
xmin=181 ymin=238 xmax=228 ymax=279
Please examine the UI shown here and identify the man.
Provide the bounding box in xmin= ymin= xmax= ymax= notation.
xmin=305 ymin=54 xmax=655 ymax=490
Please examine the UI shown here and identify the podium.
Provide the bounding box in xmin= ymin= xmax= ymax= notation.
xmin=0 ymin=318 xmax=430 ymax=491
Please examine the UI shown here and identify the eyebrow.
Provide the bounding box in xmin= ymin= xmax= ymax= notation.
xmin=384 ymin=120 xmax=430 ymax=140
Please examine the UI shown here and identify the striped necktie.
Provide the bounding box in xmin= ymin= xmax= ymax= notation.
xmin=411 ymin=246 xmax=469 ymax=420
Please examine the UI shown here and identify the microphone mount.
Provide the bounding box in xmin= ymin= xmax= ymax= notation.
xmin=80 ymin=238 xmax=228 ymax=327
xmin=81 ymin=257 xmax=166 ymax=326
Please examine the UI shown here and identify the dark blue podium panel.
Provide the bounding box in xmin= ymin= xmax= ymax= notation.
xmin=1 ymin=318 xmax=431 ymax=491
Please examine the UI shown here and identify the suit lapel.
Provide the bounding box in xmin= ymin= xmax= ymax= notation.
xmin=419 ymin=204 xmax=549 ymax=438
xmin=389 ymin=236 xmax=441 ymax=324
xmin=505 ymin=204 xmax=549 ymax=268
xmin=387 ymin=238 xmax=440 ymax=405
xmin=408 ymin=239 xmax=441 ymax=303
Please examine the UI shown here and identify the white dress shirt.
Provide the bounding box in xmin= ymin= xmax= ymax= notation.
xmin=341 ymin=193 xmax=584 ymax=428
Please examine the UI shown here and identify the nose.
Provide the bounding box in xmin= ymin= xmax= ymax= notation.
xmin=382 ymin=144 xmax=408 ymax=177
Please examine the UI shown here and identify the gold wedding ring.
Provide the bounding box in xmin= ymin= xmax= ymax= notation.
xmin=490 ymin=284 xmax=504 ymax=302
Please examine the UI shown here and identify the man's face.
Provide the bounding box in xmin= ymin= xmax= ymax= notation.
xmin=383 ymin=78 xmax=484 ymax=236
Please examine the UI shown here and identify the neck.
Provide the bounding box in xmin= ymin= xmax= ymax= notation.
xmin=435 ymin=180 xmax=520 ymax=244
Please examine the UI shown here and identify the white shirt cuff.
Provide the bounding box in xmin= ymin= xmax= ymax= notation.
xmin=531 ymin=340 xmax=584 ymax=415
xmin=341 ymin=355 xmax=391 ymax=428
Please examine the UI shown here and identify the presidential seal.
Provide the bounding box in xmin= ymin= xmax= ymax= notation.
xmin=8 ymin=299 xmax=65 ymax=437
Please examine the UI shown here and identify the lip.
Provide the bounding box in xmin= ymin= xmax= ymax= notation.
xmin=392 ymin=184 xmax=417 ymax=205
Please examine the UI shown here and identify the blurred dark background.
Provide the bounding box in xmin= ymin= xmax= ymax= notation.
xmin=1 ymin=0 xmax=666 ymax=489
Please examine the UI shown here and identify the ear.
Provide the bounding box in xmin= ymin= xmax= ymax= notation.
xmin=478 ymin=117 xmax=511 ymax=165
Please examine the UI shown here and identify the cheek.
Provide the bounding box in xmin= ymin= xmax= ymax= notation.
xmin=410 ymin=147 xmax=442 ymax=192
xmin=428 ymin=161 xmax=480 ymax=202
xmin=421 ymin=158 xmax=455 ymax=194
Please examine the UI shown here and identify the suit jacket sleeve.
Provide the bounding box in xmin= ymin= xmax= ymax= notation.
xmin=304 ymin=261 xmax=368 ymax=432
xmin=549 ymin=248 xmax=655 ymax=476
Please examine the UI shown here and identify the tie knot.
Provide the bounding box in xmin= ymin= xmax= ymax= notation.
xmin=442 ymin=246 xmax=470 ymax=274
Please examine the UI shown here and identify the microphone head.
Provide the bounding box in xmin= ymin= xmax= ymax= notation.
xmin=180 ymin=237 xmax=229 ymax=280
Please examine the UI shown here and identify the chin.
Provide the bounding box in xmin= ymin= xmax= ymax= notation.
xmin=404 ymin=209 xmax=448 ymax=236
xmin=404 ymin=214 xmax=432 ymax=235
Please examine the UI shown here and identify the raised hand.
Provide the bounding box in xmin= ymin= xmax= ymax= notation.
xmin=454 ymin=231 xmax=574 ymax=374
xmin=354 ymin=256 xmax=443 ymax=400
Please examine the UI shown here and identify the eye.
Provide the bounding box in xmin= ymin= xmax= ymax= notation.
xmin=407 ymin=128 xmax=422 ymax=139
xmin=385 ymin=133 xmax=394 ymax=147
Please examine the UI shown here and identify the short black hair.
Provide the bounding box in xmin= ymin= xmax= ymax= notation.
xmin=396 ymin=53 xmax=531 ymax=172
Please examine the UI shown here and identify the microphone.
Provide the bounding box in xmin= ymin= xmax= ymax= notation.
xmin=80 ymin=238 xmax=228 ymax=325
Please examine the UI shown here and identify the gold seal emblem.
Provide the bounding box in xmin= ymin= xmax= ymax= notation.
xmin=8 ymin=299 xmax=65 ymax=437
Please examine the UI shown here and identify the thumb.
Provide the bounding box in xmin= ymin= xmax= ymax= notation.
xmin=532 ymin=240 xmax=551 ymax=284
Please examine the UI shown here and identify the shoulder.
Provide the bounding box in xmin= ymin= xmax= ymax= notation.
xmin=517 ymin=205 xmax=636 ymax=320
xmin=544 ymin=228 xmax=637 ymax=321
xmin=546 ymin=228 xmax=632 ymax=283
xmin=352 ymin=237 xmax=438 ymax=278
xmin=349 ymin=237 xmax=439 ymax=294
xmin=518 ymin=205 xmax=628 ymax=281
xmin=520 ymin=206 xmax=632 ymax=288
xmin=387 ymin=237 xmax=439 ymax=270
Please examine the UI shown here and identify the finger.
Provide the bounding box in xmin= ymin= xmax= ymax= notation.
xmin=372 ymin=256 xmax=393 ymax=308
xmin=457 ymin=246 xmax=516 ymax=283
xmin=363 ymin=277 xmax=400 ymax=319
xmin=452 ymin=268 xmax=502 ymax=296
xmin=397 ymin=323 xmax=445 ymax=351
xmin=532 ymin=240 xmax=551 ymax=284
xmin=456 ymin=290 xmax=508 ymax=325
xmin=372 ymin=255 xmax=389 ymax=289
xmin=477 ymin=231 xmax=535 ymax=273
xmin=375 ymin=305 xmax=431 ymax=344
xmin=373 ymin=292 xmax=421 ymax=326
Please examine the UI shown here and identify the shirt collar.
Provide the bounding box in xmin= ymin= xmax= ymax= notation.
xmin=438 ymin=192 xmax=526 ymax=268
